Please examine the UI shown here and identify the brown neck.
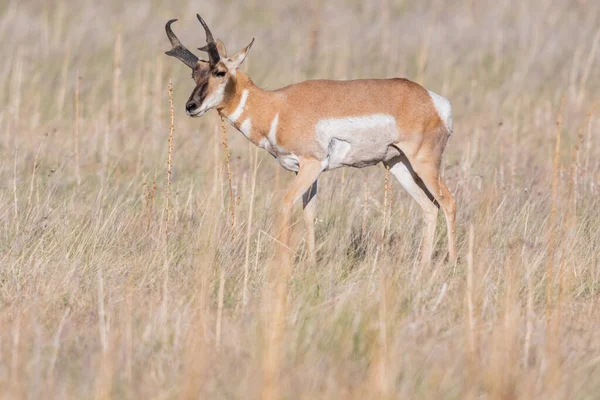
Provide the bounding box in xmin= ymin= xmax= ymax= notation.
xmin=218 ymin=71 xmax=282 ymax=145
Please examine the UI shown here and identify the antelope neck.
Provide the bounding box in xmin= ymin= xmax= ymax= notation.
xmin=219 ymin=72 xmax=280 ymax=146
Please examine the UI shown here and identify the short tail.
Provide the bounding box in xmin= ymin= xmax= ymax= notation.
xmin=427 ymin=90 xmax=453 ymax=136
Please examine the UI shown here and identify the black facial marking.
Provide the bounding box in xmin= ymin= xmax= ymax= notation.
xmin=189 ymin=80 xmax=208 ymax=105
xmin=197 ymin=81 xmax=208 ymax=100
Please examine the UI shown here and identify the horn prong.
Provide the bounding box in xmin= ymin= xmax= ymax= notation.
xmin=196 ymin=14 xmax=221 ymax=65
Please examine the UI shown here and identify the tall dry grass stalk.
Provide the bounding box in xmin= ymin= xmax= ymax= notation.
xmin=557 ymin=118 xmax=585 ymax=321
xmin=464 ymin=224 xmax=478 ymax=398
xmin=510 ymin=100 xmax=521 ymax=190
xmin=493 ymin=250 xmax=519 ymax=399
xmin=373 ymin=267 xmax=390 ymax=399
xmin=216 ymin=116 xmax=237 ymax=350
xmin=557 ymin=130 xmax=583 ymax=302
xmin=220 ymin=116 xmax=236 ymax=233
xmin=546 ymin=98 xmax=563 ymax=328
xmin=11 ymin=50 xmax=23 ymax=122
xmin=124 ymin=275 xmax=133 ymax=398
xmin=182 ymin=266 xmax=210 ymax=398
xmin=215 ymin=265 xmax=225 ymax=350
xmin=145 ymin=171 xmax=157 ymax=232
xmin=112 ymin=30 xmax=122 ymax=138
xmin=387 ymin=173 xmax=393 ymax=235
xmin=416 ymin=26 xmax=431 ymax=84
xmin=545 ymin=98 xmax=565 ymax=391
xmin=152 ymin=57 xmax=164 ymax=136
xmin=382 ymin=165 xmax=390 ymax=242
xmin=261 ymin=226 xmax=296 ymax=399
xmin=10 ymin=314 xmax=22 ymax=399
xmin=243 ymin=147 xmax=260 ymax=309
xmin=165 ymin=79 xmax=175 ymax=236
xmin=161 ymin=79 xmax=176 ymax=334
xmin=47 ymin=303 xmax=71 ymax=386
xmin=274 ymin=163 xmax=280 ymax=194
xmin=13 ymin=147 xmax=19 ymax=231
xmin=57 ymin=49 xmax=70 ymax=115
xmin=261 ymin=268 xmax=289 ymax=400
xmin=95 ymin=268 xmax=113 ymax=400
xmin=362 ymin=174 xmax=369 ymax=238
xmin=97 ymin=269 xmax=108 ymax=353
xmin=74 ymin=68 xmax=81 ymax=186
xmin=25 ymin=143 xmax=42 ymax=220
xmin=582 ymin=104 xmax=597 ymax=190
xmin=523 ymin=205 xmax=533 ymax=369
xmin=577 ymin=28 xmax=600 ymax=106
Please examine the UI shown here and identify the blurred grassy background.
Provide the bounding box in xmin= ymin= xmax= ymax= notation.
xmin=0 ymin=0 xmax=599 ymax=398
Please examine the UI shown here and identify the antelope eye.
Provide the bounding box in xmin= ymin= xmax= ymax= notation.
xmin=214 ymin=70 xmax=226 ymax=78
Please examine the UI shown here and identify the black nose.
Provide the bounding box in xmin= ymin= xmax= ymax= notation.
xmin=186 ymin=101 xmax=197 ymax=113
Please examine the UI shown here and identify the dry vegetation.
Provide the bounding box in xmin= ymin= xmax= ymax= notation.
xmin=1 ymin=0 xmax=599 ymax=398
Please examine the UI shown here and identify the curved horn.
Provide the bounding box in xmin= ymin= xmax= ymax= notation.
xmin=196 ymin=13 xmax=215 ymax=43
xmin=196 ymin=14 xmax=220 ymax=65
xmin=165 ymin=19 xmax=199 ymax=69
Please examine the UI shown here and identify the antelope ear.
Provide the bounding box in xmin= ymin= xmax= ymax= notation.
xmin=225 ymin=38 xmax=254 ymax=71
xmin=216 ymin=39 xmax=227 ymax=58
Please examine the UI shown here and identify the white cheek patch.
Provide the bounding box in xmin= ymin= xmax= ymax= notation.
xmin=200 ymin=84 xmax=225 ymax=112
xmin=228 ymin=89 xmax=249 ymax=123
xmin=240 ymin=118 xmax=252 ymax=138
xmin=427 ymin=90 xmax=453 ymax=133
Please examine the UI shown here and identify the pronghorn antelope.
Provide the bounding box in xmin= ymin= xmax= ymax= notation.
xmin=165 ymin=15 xmax=456 ymax=264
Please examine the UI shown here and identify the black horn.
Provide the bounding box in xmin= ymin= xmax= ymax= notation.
xmin=165 ymin=19 xmax=200 ymax=69
xmin=196 ymin=14 xmax=220 ymax=65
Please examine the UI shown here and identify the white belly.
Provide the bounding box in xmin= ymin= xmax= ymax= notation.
xmin=316 ymin=114 xmax=399 ymax=170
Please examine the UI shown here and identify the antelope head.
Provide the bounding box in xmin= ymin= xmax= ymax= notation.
xmin=165 ymin=14 xmax=254 ymax=117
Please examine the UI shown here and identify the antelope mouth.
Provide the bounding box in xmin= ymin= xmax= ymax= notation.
xmin=188 ymin=108 xmax=208 ymax=118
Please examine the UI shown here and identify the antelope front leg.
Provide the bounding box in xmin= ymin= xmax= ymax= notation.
xmin=302 ymin=180 xmax=318 ymax=265
xmin=276 ymin=159 xmax=323 ymax=266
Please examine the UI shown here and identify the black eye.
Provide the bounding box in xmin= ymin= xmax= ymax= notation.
xmin=214 ymin=70 xmax=226 ymax=78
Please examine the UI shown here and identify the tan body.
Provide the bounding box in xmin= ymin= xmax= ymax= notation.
xmin=165 ymin=16 xmax=456 ymax=264
xmin=218 ymin=72 xmax=456 ymax=263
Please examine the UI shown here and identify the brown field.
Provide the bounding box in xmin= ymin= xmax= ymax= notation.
xmin=1 ymin=0 xmax=599 ymax=398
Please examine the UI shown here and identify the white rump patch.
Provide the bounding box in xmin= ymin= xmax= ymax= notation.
xmin=227 ymin=89 xmax=249 ymax=123
xmin=240 ymin=118 xmax=252 ymax=138
xmin=427 ymin=90 xmax=453 ymax=133
xmin=315 ymin=114 xmax=398 ymax=170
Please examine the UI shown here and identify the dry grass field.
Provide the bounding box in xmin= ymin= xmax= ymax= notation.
xmin=1 ymin=0 xmax=599 ymax=398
